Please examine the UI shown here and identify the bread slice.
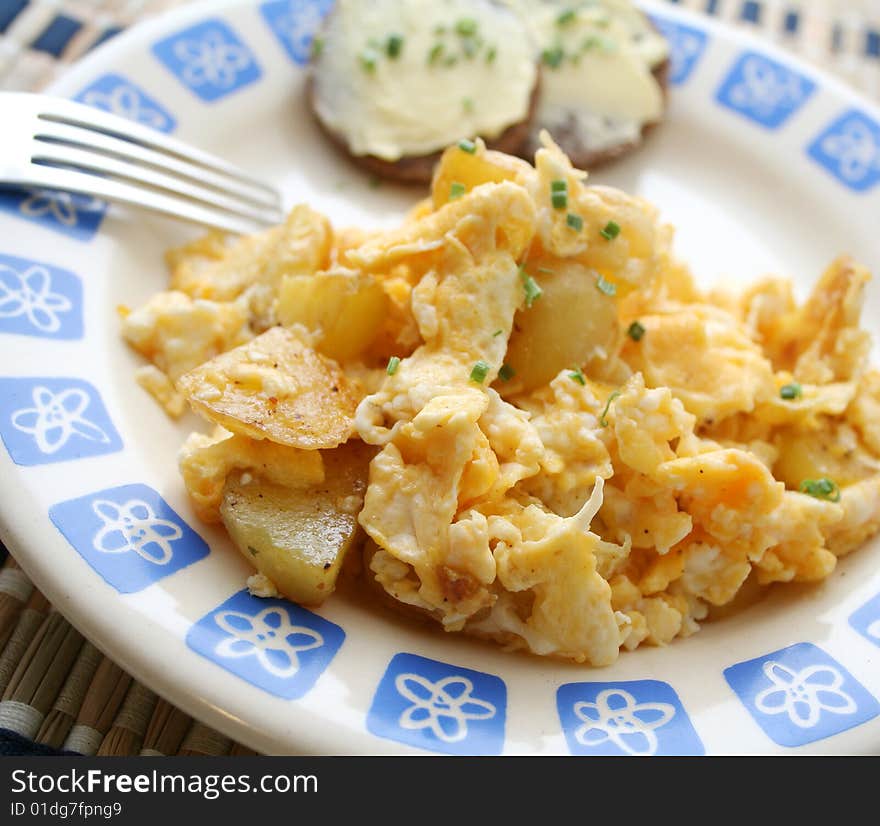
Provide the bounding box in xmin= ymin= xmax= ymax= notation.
xmin=307 ymin=0 xmax=541 ymax=185
xmin=519 ymin=56 xmax=669 ymax=170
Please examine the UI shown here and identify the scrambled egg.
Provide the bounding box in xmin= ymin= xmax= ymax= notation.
xmin=121 ymin=134 xmax=880 ymax=666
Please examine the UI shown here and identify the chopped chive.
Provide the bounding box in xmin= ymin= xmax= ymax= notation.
xmin=552 ymin=191 xmax=568 ymax=209
xmin=627 ymin=321 xmax=646 ymax=341
xmin=470 ymin=360 xmax=491 ymax=384
xmin=458 ymin=138 xmax=477 ymax=154
xmin=537 ymin=267 xmax=555 ymax=275
xmin=462 ymin=97 xmax=474 ymax=113
xmin=600 ymin=220 xmax=621 ymax=240
xmin=542 ymin=46 xmax=565 ymax=68
xmin=569 ymin=367 xmax=586 ymax=386
xmin=599 ymin=390 xmax=622 ymax=427
xmin=492 ymin=329 xmax=504 ymax=337
xmin=386 ymin=34 xmax=404 ymax=58
xmin=449 ymin=182 xmax=466 ymax=200
xmin=428 ymin=43 xmax=444 ymax=64
xmin=499 ymin=363 xmax=516 ymax=382
xmin=311 ymin=37 xmax=324 ymax=59
xmin=456 ymin=18 xmax=478 ymax=36
xmin=486 ymin=45 xmax=497 ymax=64
xmin=359 ymin=48 xmax=379 ymax=73
xmin=780 ymin=382 xmax=802 ymax=400
xmin=567 ymin=213 xmax=584 ymax=231
xmin=800 ymin=477 xmax=841 ymax=502
xmin=557 ymin=9 xmax=577 ymax=26
xmin=551 ymin=179 xmax=568 ymax=192
xmin=596 ymin=274 xmax=616 ymax=296
xmin=386 ymin=356 xmax=400 ymax=375
xmin=519 ymin=266 xmax=543 ymax=308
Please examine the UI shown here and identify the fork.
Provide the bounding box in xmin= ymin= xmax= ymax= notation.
xmin=0 ymin=92 xmax=285 ymax=235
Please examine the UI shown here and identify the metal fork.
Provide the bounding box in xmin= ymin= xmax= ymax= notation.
xmin=0 ymin=92 xmax=284 ymax=235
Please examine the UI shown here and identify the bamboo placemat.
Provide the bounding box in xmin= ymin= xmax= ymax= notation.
xmin=0 ymin=0 xmax=879 ymax=757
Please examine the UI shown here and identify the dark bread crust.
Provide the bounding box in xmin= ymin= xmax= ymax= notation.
xmin=306 ymin=73 xmax=542 ymax=185
xmin=518 ymin=56 xmax=670 ymax=171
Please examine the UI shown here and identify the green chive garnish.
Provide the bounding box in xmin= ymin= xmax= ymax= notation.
xmin=627 ymin=321 xmax=646 ymax=341
xmin=552 ymin=191 xmax=568 ymax=209
xmin=800 ymin=478 xmax=841 ymax=502
xmin=428 ymin=43 xmax=444 ymax=64
xmin=551 ymin=179 xmax=568 ymax=192
xmin=449 ymin=182 xmax=466 ymax=200
xmin=537 ymin=267 xmax=555 ymax=275
xmin=311 ymin=37 xmax=324 ymax=58
xmin=492 ymin=329 xmax=504 ymax=337
xmin=386 ymin=34 xmax=404 ymax=58
xmin=359 ymin=48 xmax=379 ymax=73
xmin=567 ymin=213 xmax=584 ymax=231
xmin=456 ymin=18 xmax=478 ymax=36
xmin=542 ymin=46 xmax=565 ymax=68
xmin=458 ymin=138 xmax=477 ymax=154
xmin=569 ymin=367 xmax=586 ymax=385
xmin=780 ymin=382 xmax=802 ymax=400
xmin=596 ymin=274 xmax=616 ymax=296
xmin=470 ymin=360 xmax=491 ymax=384
xmin=386 ymin=356 xmax=400 ymax=376
xmin=520 ymin=266 xmax=543 ymax=307
xmin=486 ymin=45 xmax=497 ymax=64
xmin=499 ymin=363 xmax=516 ymax=382
xmin=600 ymin=220 xmax=621 ymax=240
xmin=599 ymin=390 xmax=621 ymax=427
xmin=557 ymin=9 xmax=577 ymax=26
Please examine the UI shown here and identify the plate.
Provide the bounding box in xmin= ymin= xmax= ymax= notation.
xmin=1 ymin=0 xmax=880 ymax=755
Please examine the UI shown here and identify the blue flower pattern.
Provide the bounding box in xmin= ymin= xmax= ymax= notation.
xmin=0 ymin=377 xmax=122 ymax=465
xmin=807 ymin=109 xmax=880 ymax=191
xmin=260 ymin=0 xmax=334 ymax=65
xmin=557 ymin=680 xmax=704 ymax=756
xmin=649 ymin=16 xmax=708 ymax=84
xmin=152 ymin=19 xmax=261 ymax=101
xmin=0 ymin=254 xmax=81 ymax=339
xmin=716 ymin=51 xmax=816 ymax=128
xmin=724 ymin=643 xmax=880 ymax=747
xmin=49 ymin=484 xmax=209 ymax=593
xmin=367 ymin=653 xmax=506 ymax=755
xmin=186 ymin=590 xmax=344 ymax=699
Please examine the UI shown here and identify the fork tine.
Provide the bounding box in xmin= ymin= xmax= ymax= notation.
xmin=31 ymin=142 xmax=284 ymax=227
xmin=34 ymin=120 xmax=282 ymax=211
xmin=35 ymin=97 xmax=280 ymax=201
xmin=18 ymin=165 xmax=271 ymax=236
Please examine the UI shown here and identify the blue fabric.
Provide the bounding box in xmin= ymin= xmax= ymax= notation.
xmin=31 ymin=14 xmax=83 ymax=57
xmin=0 ymin=0 xmax=28 ymax=35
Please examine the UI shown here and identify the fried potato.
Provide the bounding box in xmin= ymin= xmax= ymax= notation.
xmin=503 ymin=259 xmax=620 ymax=392
xmin=178 ymin=326 xmax=360 ymax=449
xmin=277 ymin=269 xmax=389 ymax=362
xmin=220 ymin=440 xmax=375 ymax=605
xmin=430 ymin=141 xmax=532 ymax=210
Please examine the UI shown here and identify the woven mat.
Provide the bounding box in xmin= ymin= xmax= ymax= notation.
xmin=1 ymin=0 xmax=879 ymax=757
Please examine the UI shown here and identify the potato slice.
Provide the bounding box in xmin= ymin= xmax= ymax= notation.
xmin=430 ymin=142 xmax=531 ymax=211
xmin=220 ymin=440 xmax=375 ymax=605
xmin=277 ymin=270 xmax=388 ymax=362
xmin=503 ymin=259 xmax=620 ymax=392
xmin=178 ymin=327 xmax=360 ymax=449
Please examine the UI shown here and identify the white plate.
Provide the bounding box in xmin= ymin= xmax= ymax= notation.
xmin=2 ymin=0 xmax=880 ymax=756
